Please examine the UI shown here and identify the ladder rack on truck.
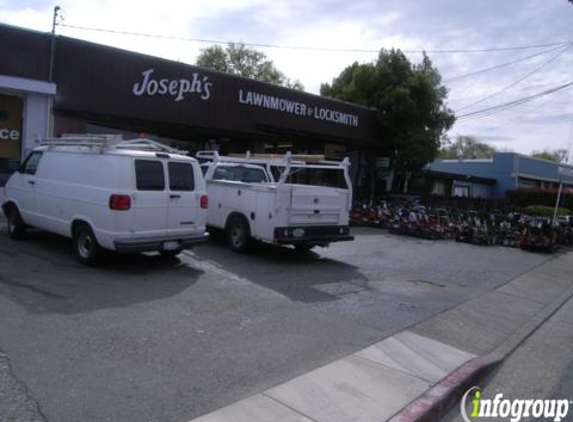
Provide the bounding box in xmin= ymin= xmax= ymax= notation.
xmin=196 ymin=150 xmax=352 ymax=187
xmin=197 ymin=150 xmax=354 ymax=253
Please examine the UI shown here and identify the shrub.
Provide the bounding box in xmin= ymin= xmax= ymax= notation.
xmin=522 ymin=205 xmax=572 ymax=217
xmin=507 ymin=188 xmax=573 ymax=209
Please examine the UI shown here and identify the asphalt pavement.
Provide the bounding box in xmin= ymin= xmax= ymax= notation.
xmin=0 ymin=224 xmax=555 ymax=422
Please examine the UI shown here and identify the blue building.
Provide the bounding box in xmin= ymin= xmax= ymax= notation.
xmin=426 ymin=152 xmax=573 ymax=198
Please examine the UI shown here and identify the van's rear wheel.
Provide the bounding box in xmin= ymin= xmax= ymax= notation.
xmin=6 ymin=205 xmax=26 ymax=240
xmin=227 ymin=216 xmax=250 ymax=253
xmin=73 ymin=224 xmax=101 ymax=266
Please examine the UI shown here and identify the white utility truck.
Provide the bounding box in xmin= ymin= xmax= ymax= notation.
xmin=2 ymin=135 xmax=209 ymax=265
xmin=197 ymin=151 xmax=354 ymax=252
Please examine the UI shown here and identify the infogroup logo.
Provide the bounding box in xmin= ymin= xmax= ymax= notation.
xmin=461 ymin=387 xmax=571 ymax=422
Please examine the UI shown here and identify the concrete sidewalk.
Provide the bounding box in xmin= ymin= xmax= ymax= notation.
xmin=186 ymin=252 xmax=573 ymax=422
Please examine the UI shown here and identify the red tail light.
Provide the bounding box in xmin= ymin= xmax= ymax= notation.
xmin=200 ymin=195 xmax=209 ymax=209
xmin=109 ymin=194 xmax=131 ymax=211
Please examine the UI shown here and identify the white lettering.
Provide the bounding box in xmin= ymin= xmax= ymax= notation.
xmin=146 ymin=79 xmax=158 ymax=95
xmin=176 ymin=79 xmax=190 ymax=102
xmin=0 ymin=129 xmax=19 ymax=140
xmin=133 ymin=68 xmax=212 ymax=101
xmin=133 ymin=68 xmax=153 ymax=96
xmin=510 ymin=400 xmax=525 ymax=422
xmin=499 ymin=400 xmax=511 ymax=418
xmin=169 ymin=80 xmax=178 ymax=95
xmin=253 ymin=92 xmax=264 ymax=107
xmin=555 ymin=400 xmax=569 ymax=422
xmin=158 ymin=79 xmax=168 ymax=95
xmin=532 ymin=401 xmax=544 ymax=418
xmin=202 ymin=82 xmax=212 ymax=100
xmin=236 ymin=89 xmax=359 ymax=127
xmin=190 ymin=73 xmax=202 ymax=93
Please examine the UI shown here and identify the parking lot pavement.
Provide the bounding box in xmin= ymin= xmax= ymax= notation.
xmin=0 ymin=224 xmax=554 ymax=422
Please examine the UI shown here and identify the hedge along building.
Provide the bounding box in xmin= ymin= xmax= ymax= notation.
xmin=0 ymin=23 xmax=386 ymax=189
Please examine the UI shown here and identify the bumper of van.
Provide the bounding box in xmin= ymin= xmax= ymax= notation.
xmin=113 ymin=232 xmax=210 ymax=253
xmin=274 ymin=225 xmax=354 ymax=245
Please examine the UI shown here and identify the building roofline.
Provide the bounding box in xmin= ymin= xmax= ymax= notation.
xmin=420 ymin=169 xmax=497 ymax=185
xmin=435 ymin=158 xmax=494 ymax=163
xmin=509 ymin=151 xmax=573 ymax=168
xmin=0 ymin=22 xmax=376 ymax=114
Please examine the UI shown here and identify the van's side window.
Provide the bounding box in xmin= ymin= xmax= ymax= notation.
xmin=168 ymin=162 xmax=195 ymax=191
xmin=135 ymin=160 xmax=165 ymax=191
xmin=21 ymin=152 xmax=43 ymax=175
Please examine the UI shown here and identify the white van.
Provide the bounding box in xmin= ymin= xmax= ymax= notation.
xmin=2 ymin=136 xmax=209 ymax=265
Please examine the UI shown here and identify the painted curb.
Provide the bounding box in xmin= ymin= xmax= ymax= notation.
xmin=387 ymin=281 xmax=573 ymax=422
xmin=387 ymin=357 xmax=498 ymax=422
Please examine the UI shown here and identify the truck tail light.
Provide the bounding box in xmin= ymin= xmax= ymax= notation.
xmin=109 ymin=194 xmax=131 ymax=211
xmin=200 ymin=195 xmax=209 ymax=209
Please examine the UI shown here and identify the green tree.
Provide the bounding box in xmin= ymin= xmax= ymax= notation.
xmin=530 ymin=149 xmax=568 ymax=163
xmin=196 ymin=43 xmax=304 ymax=90
xmin=439 ymin=135 xmax=498 ymax=159
xmin=321 ymin=49 xmax=455 ymax=192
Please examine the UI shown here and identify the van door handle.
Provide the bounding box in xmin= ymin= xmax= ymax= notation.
xmin=28 ymin=180 xmax=36 ymax=185
xmin=169 ymin=194 xmax=181 ymax=199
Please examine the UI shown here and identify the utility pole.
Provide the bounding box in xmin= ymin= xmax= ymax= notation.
xmin=552 ymin=126 xmax=573 ymax=225
xmin=48 ymin=5 xmax=60 ymax=83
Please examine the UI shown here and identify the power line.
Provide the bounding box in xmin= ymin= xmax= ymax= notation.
xmin=456 ymin=81 xmax=573 ymax=120
xmin=444 ymin=44 xmax=568 ymax=83
xmin=56 ymin=23 xmax=572 ymax=54
xmin=456 ymin=43 xmax=573 ymax=112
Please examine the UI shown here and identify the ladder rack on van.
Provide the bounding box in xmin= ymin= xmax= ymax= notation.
xmin=41 ymin=135 xmax=188 ymax=155
xmin=41 ymin=135 xmax=122 ymax=152
xmin=114 ymin=139 xmax=188 ymax=155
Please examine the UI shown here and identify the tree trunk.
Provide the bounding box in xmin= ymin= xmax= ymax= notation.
xmin=402 ymin=171 xmax=411 ymax=193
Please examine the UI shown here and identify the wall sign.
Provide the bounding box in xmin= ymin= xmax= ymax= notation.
xmin=0 ymin=94 xmax=23 ymax=164
xmin=238 ymin=89 xmax=359 ymax=128
xmin=133 ymin=68 xmax=212 ymax=101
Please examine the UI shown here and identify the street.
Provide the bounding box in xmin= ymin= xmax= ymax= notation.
xmin=0 ymin=224 xmax=556 ymax=422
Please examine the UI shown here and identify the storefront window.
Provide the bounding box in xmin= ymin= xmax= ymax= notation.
xmin=0 ymin=94 xmax=23 ymax=185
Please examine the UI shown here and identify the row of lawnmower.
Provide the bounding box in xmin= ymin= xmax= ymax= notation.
xmin=350 ymin=199 xmax=573 ymax=251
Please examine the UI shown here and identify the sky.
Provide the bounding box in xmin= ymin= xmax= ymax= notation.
xmin=2 ymin=0 xmax=573 ymax=158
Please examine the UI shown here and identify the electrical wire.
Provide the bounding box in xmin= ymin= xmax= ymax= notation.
xmin=444 ymin=44 xmax=568 ymax=83
xmin=56 ymin=22 xmax=572 ymax=54
xmin=456 ymin=43 xmax=573 ymax=112
xmin=456 ymin=81 xmax=573 ymax=120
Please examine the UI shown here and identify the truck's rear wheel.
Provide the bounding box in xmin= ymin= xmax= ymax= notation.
xmin=6 ymin=205 xmax=26 ymax=240
xmin=227 ymin=216 xmax=250 ymax=253
xmin=73 ymin=224 xmax=102 ymax=266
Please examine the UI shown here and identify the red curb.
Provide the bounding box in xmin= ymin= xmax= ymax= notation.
xmin=388 ymin=357 xmax=498 ymax=422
